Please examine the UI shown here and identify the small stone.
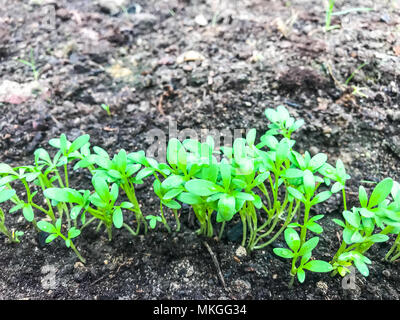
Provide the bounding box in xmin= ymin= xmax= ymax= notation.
xmin=316 ymin=281 xmax=328 ymax=295
xmin=195 ymin=14 xmax=208 ymax=26
xmin=176 ymin=51 xmax=205 ymax=64
xmin=231 ymin=279 xmax=251 ymax=295
xmin=382 ymin=269 xmax=391 ymax=278
xmin=309 ymin=146 xmax=319 ymax=156
xmin=235 ymin=246 xmax=247 ymax=258
xmin=98 ymin=0 xmax=129 ymax=15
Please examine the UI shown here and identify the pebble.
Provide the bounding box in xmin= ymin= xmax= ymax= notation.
xmin=235 ymin=246 xmax=247 ymax=258
xmin=382 ymin=269 xmax=391 ymax=278
xmin=316 ymin=281 xmax=328 ymax=295
xmin=195 ymin=14 xmax=208 ymax=26
xmin=231 ymin=279 xmax=252 ymax=294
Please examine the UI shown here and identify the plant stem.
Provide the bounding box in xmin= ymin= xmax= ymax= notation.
xmin=70 ymin=241 xmax=86 ymax=264
xmin=173 ymin=209 xmax=181 ymax=232
xmin=218 ymin=221 xmax=226 ymax=240
xmin=159 ymin=202 xmax=171 ymax=233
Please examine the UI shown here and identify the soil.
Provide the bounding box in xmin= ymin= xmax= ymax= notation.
xmin=0 ymin=0 xmax=400 ymax=300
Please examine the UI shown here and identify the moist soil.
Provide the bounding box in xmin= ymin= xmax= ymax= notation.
xmin=0 ymin=0 xmax=400 ymax=300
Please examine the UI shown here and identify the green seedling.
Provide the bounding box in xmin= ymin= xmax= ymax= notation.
xmin=1 ymin=103 xmax=400 ymax=288
xmin=101 ymin=104 xmax=111 ymax=116
xmin=330 ymin=178 xmax=393 ymax=276
xmin=18 ymin=48 xmax=40 ymax=81
xmin=274 ymin=228 xmax=332 ymax=287
xmin=146 ymin=215 xmax=162 ymax=229
xmin=325 ymin=0 xmax=372 ymax=31
xmin=0 ymin=186 xmax=23 ymax=243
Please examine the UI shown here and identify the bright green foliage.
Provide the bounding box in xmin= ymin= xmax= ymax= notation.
xmin=0 ymin=103 xmax=399 ymax=290
xmin=0 ymin=186 xmax=23 ymax=243
xmin=274 ymin=228 xmax=332 ymax=284
xmin=330 ymin=178 xmax=395 ymax=276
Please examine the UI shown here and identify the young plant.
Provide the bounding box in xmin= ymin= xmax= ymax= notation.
xmin=101 ymin=104 xmax=111 ymax=116
xmin=325 ymin=0 xmax=372 ymax=32
xmin=0 ymin=186 xmax=23 ymax=243
xmin=18 ymin=48 xmax=40 ymax=81
xmin=330 ymin=178 xmax=393 ymax=276
xmin=274 ymin=228 xmax=332 ymax=287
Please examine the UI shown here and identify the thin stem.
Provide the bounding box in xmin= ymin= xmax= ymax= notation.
xmin=218 ymin=221 xmax=226 ymax=240
xmin=63 ymin=164 xmax=69 ymax=188
xmin=173 ymin=209 xmax=181 ymax=232
xmin=159 ymin=203 xmax=171 ymax=233
xmin=70 ymin=241 xmax=86 ymax=264
xmin=123 ymin=223 xmax=138 ymax=236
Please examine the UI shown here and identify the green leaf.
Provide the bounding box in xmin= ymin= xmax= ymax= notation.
xmin=120 ymin=202 xmax=134 ymax=209
xmin=288 ymin=187 xmax=305 ymax=202
xmin=113 ymin=208 xmax=123 ymax=228
xmin=265 ymin=108 xmax=279 ymax=123
xmin=253 ymin=172 xmax=270 ymax=186
xmin=307 ymin=222 xmax=323 ymax=234
xmin=303 ymin=170 xmax=315 ymax=198
xmin=284 ymin=228 xmax=300 ymax=252
xmin=37 ymin=220 xmax=57 ymax=234
xmin=359 ymin=186 xmax=368 ymax=208
xmin=343 ymin=210 xmax=360 ymax=228
xmin=69 ymin=135 xmax=90 ymax=153
xmin=92 ymin=176 xmax=110 ymax=202
xmin=234 ymin=192 xmax=254 ymax=201
xmin=45 ymin=233 xmax=58 ymax=243
xmin=217 ymin=196 xmax=236 ymax=222
xmin=297 ymin=268 xmax=306 ymax=283
xmin=185 ymin=179 xmax=222 ymax=197
xmin=336 ymin=159 xmax=347 ymax=181
xmin=220 ymin=161 xmax=231 ymax=190
xmin=22 ymin=205 xmax=34 ymax=222
xmin=0 ymin=188 xmax=15 ymax=203
xmin=162 ymin=200 xmax=181 ymax=210
xmin=68 ymin=227 xmax=81 ymax=239
xmin=331 ymin=181 xmax=344 ymax=193
xmin=359 ymin=208 xmax=374 ymax=218
xmin=282 ymin=168 xmax=304 ymax=179
xmin=163 ymin=188 xmax=183 ymax=200
xmin=309 ymin=153 xmax=327 ymax=171
xmin=177 ymin=192 xmax=203 ymax=205
xmin=273 ymin=248 xmax=294 ymax=259
xmin=368 ymin=178 xmax=393 ymax=208
xmin=44 ymin=188 xmax=83 ymax=204
xmin=354 ymin=260 xmax=369 ymax=277
xmin=366 ymin=234 xmax=389 ymax=243
xmin=115 ymin=149 xmax=127 ymax=173
xmin=246 ymin=128 xmax=256 ymax=146
xmin=0 ymin=163 xmax=16 ymax=175
xmin=303 ymin=260 xmax=333 ymax=272
xmin=332 ymin=218 xmax=346 ymax=228
xmin=311 ymin=191 xmax=332 ymax=205
xmin=276 ymin=139 xmax=290 ymax=165
xmin=136 ymin=168 xmax=154 ymax=181
xmin=161 ymin=175 xmax=185 ymax=190
xmin=167 ymin=138 xmax=182 ymax=168
xmin=298 ymin=237 xmax=319 ymax=255
xmin=70 ymin=205 xmax=82 ymax=219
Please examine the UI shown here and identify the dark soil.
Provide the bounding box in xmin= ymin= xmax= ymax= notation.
xmin=0 ymin=0 xmax=400 ymax=300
